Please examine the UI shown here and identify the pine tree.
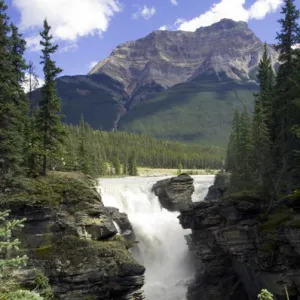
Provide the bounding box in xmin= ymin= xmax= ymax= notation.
xmin=0 ymin=210 xmax=27 ymax=292
xmin=238 ymin=110 xmax=254 ymax=187
xmin=0 ymin=2 xmax=25 ymax=186
xmin=128 ymin=152 xmax=138 ymax=176
xmin=26 ymin=61 xmax=40 ymax=116
xmin=0 ymin=210 xmax=45 ymax=299
xmin=78 ymin=115 xmax=92 ymax=174
xmin=252 ymin=98 xmax=271 ymax=193
xmin=272 ymin=0 xmax=300 ymax=192
xmin=227 ymin=109 xmax=241 ymax=173
xmin=9 ymin=24 xmax=31 ymax=176
xmin=36 ymin=19 xmax=64 ymax=176
xmin=251 ymin=45 xmax=274 ymax=194
xmin=112 ymin=155 xmax=121 ymax=175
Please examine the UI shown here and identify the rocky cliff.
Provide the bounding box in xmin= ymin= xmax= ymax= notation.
xmin=152 ymin=173 xmax=194 ymax=211
xmin=89 ymin=18 xmax=278 ymax=107
xmin=179 ymin=173 xmax=300 ymax=300
xmin=1 ymin=173 xmax=145 ymax=300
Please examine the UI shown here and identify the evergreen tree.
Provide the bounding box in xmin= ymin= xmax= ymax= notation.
xmin=36 ymin=20 xmax=64 ymax=176
xmin=112 ymin=155 xmax=121 ymax=175
xmin=0 ymin=2 xmax=25 ymax=186
xmin=272 ymin=0 xmax=300 ymax=191
xmin=227 ymin=109 xmax=241 ymax=173
xmin=78 ymin=115 xmax=92 ymax=174
xmin=128 ymin=152 xmax=138 ymax=176
xmin=238 ymin=110 xmax=254 ymax=187
xmin=9 ymin=24 xmax=30 ymax=175
xmin=26 ymin=61 xmax=40 ymax=116
xmin=0 ymin=210 xmax=27 ymax=293
xmin=252 ymin=99 xmax=271 ymax=193
xmin=0 ymin=210 xmax=45 ymax=299
xmin=251 ymin=45 xmax=274 ymax=194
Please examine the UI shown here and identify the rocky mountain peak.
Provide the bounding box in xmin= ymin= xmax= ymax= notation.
xmin=89 ymin=19 xmax=278 ymax=104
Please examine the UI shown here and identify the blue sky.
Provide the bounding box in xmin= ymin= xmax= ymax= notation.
xmin=4 ymin=0 xmax=300 ymax=81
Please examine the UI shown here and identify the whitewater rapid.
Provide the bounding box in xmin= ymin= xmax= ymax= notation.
xmin=98 ymin=175 xmax=214 ymax=300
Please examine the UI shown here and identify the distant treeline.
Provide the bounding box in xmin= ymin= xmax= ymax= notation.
xmin=62 ymin=120 xmax=225 ymax=176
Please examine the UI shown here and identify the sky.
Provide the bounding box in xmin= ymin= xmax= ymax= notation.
xmin=4 ymin=0 xmax=300 ymax=84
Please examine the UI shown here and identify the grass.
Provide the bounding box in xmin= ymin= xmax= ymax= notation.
xmin=130 ymin=167 xmax=219 ymax=177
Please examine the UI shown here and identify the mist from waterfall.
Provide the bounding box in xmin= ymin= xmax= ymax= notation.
xmin=98 ymin=175 xmax=214 ymax=300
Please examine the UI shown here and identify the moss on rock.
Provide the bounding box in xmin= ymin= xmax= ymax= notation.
xmin=1 ymin=172 xmax=99 ymax=207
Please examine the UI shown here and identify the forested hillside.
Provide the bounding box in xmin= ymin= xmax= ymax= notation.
xmin=64 ymin=121 xmax=225 ymax=176
xmin=119 ymin=76 xmax=257 ymax=145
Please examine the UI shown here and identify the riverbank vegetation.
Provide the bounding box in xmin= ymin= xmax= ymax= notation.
xmin=226 ymin=0 xmax=300 ymax=210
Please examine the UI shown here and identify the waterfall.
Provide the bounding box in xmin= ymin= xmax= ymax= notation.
xmin=98 ymin=175 xmax=214 ymax=300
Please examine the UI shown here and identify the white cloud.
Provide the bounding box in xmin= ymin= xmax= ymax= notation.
xmin=88 ymin=61 xmax=98 ymax=70
xmin=59 ymin=43 xmax=79 ymax=53
xmin=170 ymin=0 xmax=178 ymax=5
xmin=159 ymin=25 xmax=168 ymax=30
xmin=177 ymin=0 xmax=283 ymax=31
xmin=132 ymin=5 xmax=156 ymax=20
xmin=25 ymin=35 xmax=42 ymax=52
xmin=22 ymin=73 xmax=45 ymax=93
xmin=12 ymin=0 xmax=122 ymax=51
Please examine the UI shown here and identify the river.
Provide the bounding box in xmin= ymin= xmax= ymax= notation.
xmin=98 ymin=175 xmax=214 ymax=300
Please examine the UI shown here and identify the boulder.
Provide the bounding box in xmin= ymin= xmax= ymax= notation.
xmin=152 ymin=173 xmax=194 ymax=211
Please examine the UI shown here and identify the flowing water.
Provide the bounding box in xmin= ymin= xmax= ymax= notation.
xmin=97 ymin=175 xmax=214 ymax=300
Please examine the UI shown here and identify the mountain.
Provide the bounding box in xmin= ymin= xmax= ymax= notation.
xmin=89 ymin=18 xmax=278 ymax=109
xmin=32 ymin=19 xmax=279 ymax=146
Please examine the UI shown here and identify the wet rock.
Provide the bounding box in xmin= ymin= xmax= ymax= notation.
xmin=152 ymin=173 xmax=194 ymax=211
xmin=106 ymin=206 xmax=135 ymax=238
xmin=179 ymin=172 xmax=300 ymax=300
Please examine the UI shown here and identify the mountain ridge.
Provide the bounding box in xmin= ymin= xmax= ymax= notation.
xmin=31 ymin=19 xmax=279 ymax=145
xmin=88 ymin=18 xmax=278 ymax=107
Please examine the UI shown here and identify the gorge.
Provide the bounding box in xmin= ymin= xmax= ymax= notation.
xmin=98 ymin=175 xmax=215 ymax=300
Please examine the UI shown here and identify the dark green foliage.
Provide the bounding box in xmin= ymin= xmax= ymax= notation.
xmin=128 ymin=152 xmax=138 ymax=176
xmin=35 ymin=20 xmax=64 ymax=176
xmin=119 ymin=79 xmax=257 ymax=146
xmin=0 ymin=2 xmax=28 ymax=187
xmin=112 ymin=156 xmax=121 ymax=175
xmin=61 ymin=126 xmax=225 ymax=176
xmin=226 ymin=0 xmax=300 ymax=215
xmin=272 ymin=0 xmax=300 ymax=192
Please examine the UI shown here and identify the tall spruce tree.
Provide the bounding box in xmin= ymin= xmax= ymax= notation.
xmin=252 ymin=45 xmax=274 ymax=194
xmin=0 ymin=2 xmax=25 ymax=186
xmin=128 ymin=152 xmax=138 ymax=176
xmin=78 ymin=115 xmax=92 ymax=174
xmin=36 ymin=19 xmax=64 ymax=176
xmin=9 ymin=23 xmax=30 ymax=173
xmin=273 ymin=0 xmax=300 ymax=191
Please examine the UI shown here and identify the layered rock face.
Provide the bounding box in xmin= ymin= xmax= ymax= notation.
xmin=89 ymin=19 xmax=278 ymax=106
xmin=152 ymin=173 xmax=194 ymax=211
xmin=179 ymin=174 xmax=300 ymax=300
xmin=2 ymin=174 xmax=145 ymax=300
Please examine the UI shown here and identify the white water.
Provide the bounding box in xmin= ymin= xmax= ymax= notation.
xmin=98 ymin=175 xmax=214 ymax=300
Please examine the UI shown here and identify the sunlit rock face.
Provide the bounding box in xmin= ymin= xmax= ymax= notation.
xmin=89 ymin=18 xmax=278 ymax=105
